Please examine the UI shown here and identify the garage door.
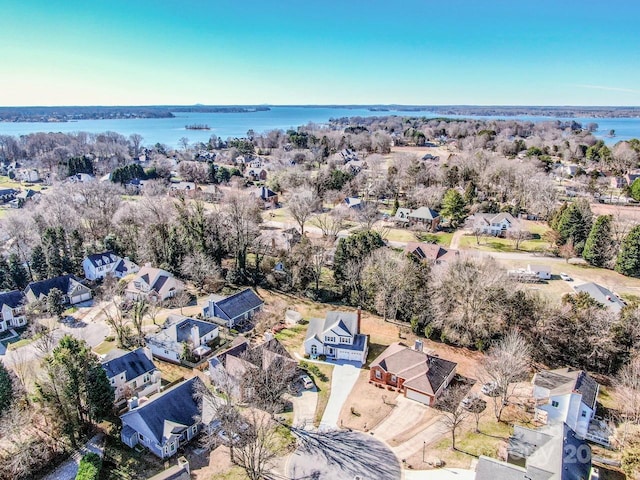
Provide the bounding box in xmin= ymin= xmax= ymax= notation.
xmin=405 ymin=388 xmax=433 ymax=406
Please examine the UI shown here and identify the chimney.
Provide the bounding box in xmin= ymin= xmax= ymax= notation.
xmin=357 ymin=307 xmax=361 ymax=333
xmin=264 ymin=331 xmax=274 ymax=342
xmin=191 ymin=324 xmax=201 ymax=347
xmin=177 ymin=456 xmax=190 ymax=474
xmin=142 ymin=346 xmax=153 ymax=361
xmin=414 ymin=340 xmax=424 ymax=352
xmin=128 ymin=396 xmax=139 ymax=410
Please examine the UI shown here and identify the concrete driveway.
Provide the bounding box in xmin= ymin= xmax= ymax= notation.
xmin=290 ymin=386 xmax=318 ymax=429
xmin=373 ymin=396 xmax=431 ymax=443
xmin=319 ymin=362 xmax=360 ymax=429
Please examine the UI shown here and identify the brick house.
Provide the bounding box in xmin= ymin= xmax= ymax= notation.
xmin=369 ymin=341 xmax=457 ymax=406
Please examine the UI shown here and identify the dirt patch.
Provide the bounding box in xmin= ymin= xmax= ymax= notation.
xmin=191 ymin=445 xmax=247 ymax=480
xmin=338 ymin=369 xmax=396 ymax=431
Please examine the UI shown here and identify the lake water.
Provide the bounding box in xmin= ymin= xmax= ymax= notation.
xmin=0 ymin=106 xmax=638 ymax=148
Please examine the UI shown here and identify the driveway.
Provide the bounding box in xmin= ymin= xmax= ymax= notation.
xmin=318 ymin=362 xmax=360 ymax=430
xmin=373 ymin=396 xmax=432 ymax=443
xmin=288 ymin=430 xmax=401 ymax=480
xmin=289 ymin=386 xmax=318 ymax=429
xmin=42 ymin=433 xmax=105 ymax=480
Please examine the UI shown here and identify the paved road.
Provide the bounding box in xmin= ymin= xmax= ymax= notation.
xmin=288 ymin=430 xmax=401 ymax=480
xmin=318 ymin=362 xmax=360 ymax=430
xmin=42 ymin=433 xmax=105 ymax=480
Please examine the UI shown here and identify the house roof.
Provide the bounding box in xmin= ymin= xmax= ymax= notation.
xmin=344 ymin=197 xmax=362 ymax=208
xmin=0 ymin=290 xmax=25 ymax=309
xmin=404 ymin=242 xmax=457 ymax=262
xmin=475 ymin=456 xmax=526 ymax=480
xmin=0 ymin=188 xmax=18 ymax=196
xmin=304 ymin=311 xmax=363 ymax=350
xmin=102 ymin=347 xmax=156 ymax=382
xmin=473 ymin=212 xmax=518 ymax=226
xmin=211 ymin=289 xmax=264 ymax=320
xmin=408 ymin=206 xmax=439 ymax=221
xmin=129 ymin=266 xmax=181 ymax=298
xmin=25 ymin=274 xmax=82 ymax=299
xmin=258 ymin=186 xmax=277 ymax=199
xmin=120 ymin=377 xmax=203 ymax=446
xmin=533 ymin=367 xmax=598 ymax=410
xmin=394 ymin=208 xmax=411 ymax=222
xmin=85 ymin=251 xmax=120 ymax=268
xmin=573 ymin=282 xmax=626 ymax=312
xmin=371 ymin=342 xmax=457 ymax=396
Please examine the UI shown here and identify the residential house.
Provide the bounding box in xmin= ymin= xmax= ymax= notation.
xmin=24 ymin=275 xmax=92 ymax=305
xmin=19 ymin=169 xmax=40 ymax=183
xmin=209 ymin=336 xmax=297 ymax=401
xmin=168 ymin=182 xmax=201 ymax=199
xmin=102 ymin=347 xmax=161 ymax=404
xmin=120 ymin=377 xmax=214 ymax=459
xmin=9 ymin=189 xmax=40 ymax=208
xmin=203 ymin=288 xmax=264 ymax=329
xmin=404 ymin=242 xmax=458 ymax=264
xmin=68 ymin=173 xmax=95 ymax=183
xmin=255 ymin=186 xmax=278 ymax=207
xmin=474 ymin=423 xmax=595 ymax=480
xmin=393 ymin=208 xmax=412 ymax=225
xmin=625 ymin=172 xmax=640 ymax=186
xmin=0 ymin=189 xmax=18 ymax=204
xmin=83 ymin=251 xmax=139 ymax=281
xmin=341 ymin=159 xmax=367 ymax=175
xmin=421 ymin=153 xmax=439 ymax=162
xmin=303 ymin=310 xmax=369 ymax=365
xmin=573 ymin=282 xmax=626 ymax=313
xmin=0 ymin=290 xmax=27 ymax=333
xmin=247 ymin=167 xmax=267 ymax=182
xmin=125 ymin=266 xmax=183 ymax=302
xmin=471 ymin=212 xmax=519 ymax=236
xmin=532 ymin=367 xmax=601 ymax=442
xmin=369 ymin=342 xmax=457 ymax=406
xmin=254 ymin=228 xmax=301 ymax=254
xmin=407 ymin=207 xmax=440 ymax=231
xmin=146 ymin=315 xmax=219 ymax=363
xmin=339 ymin=148 xmax=359 ymax=163
xmin=344 ymin=197 xmax=363 ymax=209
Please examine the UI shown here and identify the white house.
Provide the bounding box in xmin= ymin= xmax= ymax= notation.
xmin=125 ymin=266 xmax=184 ymax=302
xmin=0 ymin=290 xmax=27 ymax=333
xmin=101 ymin=347 xmax=162 ymax=405
xmin=83 ymin=251 xmax=139 ymax=281
xmin=472 ymin=212 xmax=519 ymax=236
xmin=146 ymin=315 xmax=219 ymax=363
xmin=303 ymin=310 xmax=368 ymax=365
xmin=532 ymin=367 xmax=599 ymax=440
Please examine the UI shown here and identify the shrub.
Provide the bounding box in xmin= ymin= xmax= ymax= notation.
xmin=318 ymin=354 xmax=327 ymax=361
xmin=104 ymin=336 xmax=115 ymax=342
xmin=76 ymin=453 xmax=101 ymax=480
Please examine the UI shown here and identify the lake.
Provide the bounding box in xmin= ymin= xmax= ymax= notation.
xmin=0 ymin=106 xmax=638 ymax=148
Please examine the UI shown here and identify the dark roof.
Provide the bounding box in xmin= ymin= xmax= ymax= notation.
xmin=153 ymin=275 xmax=168 ymax=293
xmin=0 ymin=189 xmax=18 ymax=197
xmin=0 ymin=290 xmax=25 ymax=309
xmin=475 ymin=456 xmax=525 ymax=480
xmin=211 ymin=337 xmax=250 ymax=368
xmin=85 ymin=251 xmax=119 ymax=268
xmin=561 ymin=424 xmax=592 ymax=480
xmin=533 ymin=368 xmax=598 ymax=410
xmin=120 ymin=377 xmax=203 ymax=446
xmin=174 ymin=317 xmax=218 ymax=343
xmin=575 ymin=371 xmax=598 ymax=410
xmin=25 ymin=274 xmax=79 ymax=298
xmin=102 ymin=348 xmax=156 ymax=382
xmin=214 ymin=289 xmax=263 ymax=320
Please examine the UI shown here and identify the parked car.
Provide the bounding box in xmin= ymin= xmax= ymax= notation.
xmin=300 ymin=374 xmax=314 ymax=390
xmin=560 ymin=272 xmax=572 ymax=281
xmin=481 ymin=382 xmax=502 ymax=397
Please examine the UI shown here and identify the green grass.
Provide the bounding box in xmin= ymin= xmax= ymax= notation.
xmin=458 ymin=234 xmax=548 ymax=253
xmin=93 ymin=340 xmax=117 ymax=356
xmin=298 ymin=361 xmax=334 ymax=426
xmin=6 ymin=337 xmax=33 ymax=350
xmin=216 ymin=467 xmax=249 ymax=480
xmin=101 ymin=434 xmax=164 ymax=480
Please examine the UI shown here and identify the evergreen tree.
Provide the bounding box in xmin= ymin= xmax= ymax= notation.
xmin=554 ymin=202 xmax=592 ymax=254
xmin=0 ymin=361 xmax=14 ymax=415
xmin=0 ymin=256 xmax=14 ymax=290
xmin=69 ymin=230 xmax=85 ymax=276
xmin=583 ymin=215 xmax=613 ymax=267
xmin=391 ymin=197 xmax=400 ymax=216
xmin=47 ymin=288 xmax=65 ymax=319
xmin=616 ymin=225 xmax=640 ymax=277
xmin=464 ymin=181 xmax=476 ymax=204
xmin=86 ymin=364 xmax=114 ymax=422
xmin=42 ymin=227 xmax=64 ymax=277
xmin=631 ymin=178 xmax=640 ymax=202
xmin=31 ymin=245 xmax=48 ymax=280
xmin=7 ymin=253 xmax=29 ymax=290
xmin=441 ymin=189 xmax=467 ymax=228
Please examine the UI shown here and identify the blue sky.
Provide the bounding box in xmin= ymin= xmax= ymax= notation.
xmin=1 ymin=0 xmax=639 ymax=106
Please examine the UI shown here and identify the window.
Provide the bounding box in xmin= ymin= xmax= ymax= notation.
xmin=391 ymin=375 xmax=397 ymax=383
xmin=170 ymin=443 xmax=176 ymax=452
xmin=375 ymin=370 xmax=382 ymax=379
xmin=311 ymin=345 xmax=317 ymax=355
xmin=340 ymin=337 xmax=350 ymax=344
xmin=581 ymin=410 xmax=587 ymax=418
xmin=139 ymin=433 xmax=145 ymax=441
xmin=551 ymin=400 xmax=559 ymax=408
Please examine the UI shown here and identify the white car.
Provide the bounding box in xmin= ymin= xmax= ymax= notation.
xmin=560 ymin=273 xmax=572 ymax=281
xmin=300 ymin=374 xmax=314 ymax=390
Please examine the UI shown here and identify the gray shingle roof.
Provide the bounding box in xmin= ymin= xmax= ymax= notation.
xmin=408 ymin=206 xmax=439 ymax=220
xmin=102 ymin=348 xmax=156 ymax=382
xmin=213 ymin=289 xmax=263 ymax=320
xmin=120 ymin=377 xmax=203 ymax=446
xmin=475 ymin=456 xmax=526 ymax=480
xmin=533 ymin=368 xmax=599 ymax=411
xmin=0 ymin=290 xmax=25 ymax=309
xmin=174 ymin=317 xmax=218 ymax=343
xmin=573 ymin=282 xmax=626 ymax=312
xmin=25 ymin=274 xmax=81 ymax=299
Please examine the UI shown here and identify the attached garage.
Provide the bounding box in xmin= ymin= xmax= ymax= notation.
xmin=71 ymin=292 xmax=92 ymax=304
xmin=405 ymin=387 xmax=434 ymax=406
xmin=336 ymin=348 xmax=365 ymax=362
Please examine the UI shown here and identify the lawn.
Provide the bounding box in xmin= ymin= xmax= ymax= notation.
xmin=338 ymin=369 xmax=396 ymax=431
xmin=100 ymin=433 xmax=164 ymax=479
xmin=93 ymin=339 xmax=117 ymax=356
xmin=458 ymin=234 xmax=548 ymax=253
xmin=300 ymin=361 xmax=334 ymax=426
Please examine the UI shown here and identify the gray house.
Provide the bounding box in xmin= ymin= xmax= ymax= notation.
xmin=24 ymin=275 xmax=92 ymax=305
xmin=203 ymin=289 xmax=264 ymax=328
xmin=120 ymin=377 xmax=213 ymax=459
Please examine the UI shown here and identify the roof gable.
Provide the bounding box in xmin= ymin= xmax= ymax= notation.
xmin=25 ymin=274 xmax=81 ymax=299
xmin=102 ymin=347 xmax=156 ymax=381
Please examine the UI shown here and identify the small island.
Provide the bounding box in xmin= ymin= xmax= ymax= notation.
xmin=185 ymin=124 xmax=211 ymax=130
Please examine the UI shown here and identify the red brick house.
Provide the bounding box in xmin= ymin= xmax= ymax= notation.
xmin=369 ymin=342 xmax=457 ymax=406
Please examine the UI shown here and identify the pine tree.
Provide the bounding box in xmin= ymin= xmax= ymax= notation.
xmin=554 ymin=202 xmax=592 ymax=254
xmin=8 ymin=253 xmax=29 ymax=290
xmin=42 ymin=227 xmax=64 ymax=277
xmin=583 ymin=215 xmax=613 ymax=267
xmin=616 ymin=225 xmax=640 ymax=277
xmin=31 ymin=245 xmax=48 ymax=280
xmin=0 ymin=256 xmax=14 ymax=290
xmin=0 ymin=361 xmax=14 ymax=415
xmin=47 ymin=288 xmax=65 ymax=319
xmin=441 ymin=189 xmax=467 ymax=228
xmin=86 ymin=364 xmax=114 ymax=422
xmin=69 ymin=230 xmax=85 ymax=276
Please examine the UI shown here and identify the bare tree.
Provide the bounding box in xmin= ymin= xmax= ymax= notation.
xmin=171 ymin=290 xmax=192 ymax=315
xmin=436 ymin=385 xmax=469 ymax=451
xmin=103 ymin=300 xmax=131 ymax=348
xmin=233 ymin=410 xmax=283 ymax=480
xmin=481 ymin=330 xmax=531 ymax=422
xmin=361 ymin=249 xmax=406 ymax=321
xmin=356 ymin=202 xmax=379 ymax=231
xmin=507 ymin=227 xmax=532 ymax=250
xmin=224 ymin=193 xmax=262 ymax=273
xmin=618 ymin=356 xmax=640 ymax=424
xmin=288 ymin=187 xmax=317 ymax=235
xmin=129 ymin=133 xmax=144 ymax=157
xmin=181 ymin=252 xmax=222 ymax=289
xmin=311 ymin=210 xmax=346 ymax=241
xmin=129 ymin=299 xmax=148 ymax=345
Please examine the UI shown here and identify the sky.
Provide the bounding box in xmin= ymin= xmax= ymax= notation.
xmin=1 ymin=0 xmax=639 ymax=106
